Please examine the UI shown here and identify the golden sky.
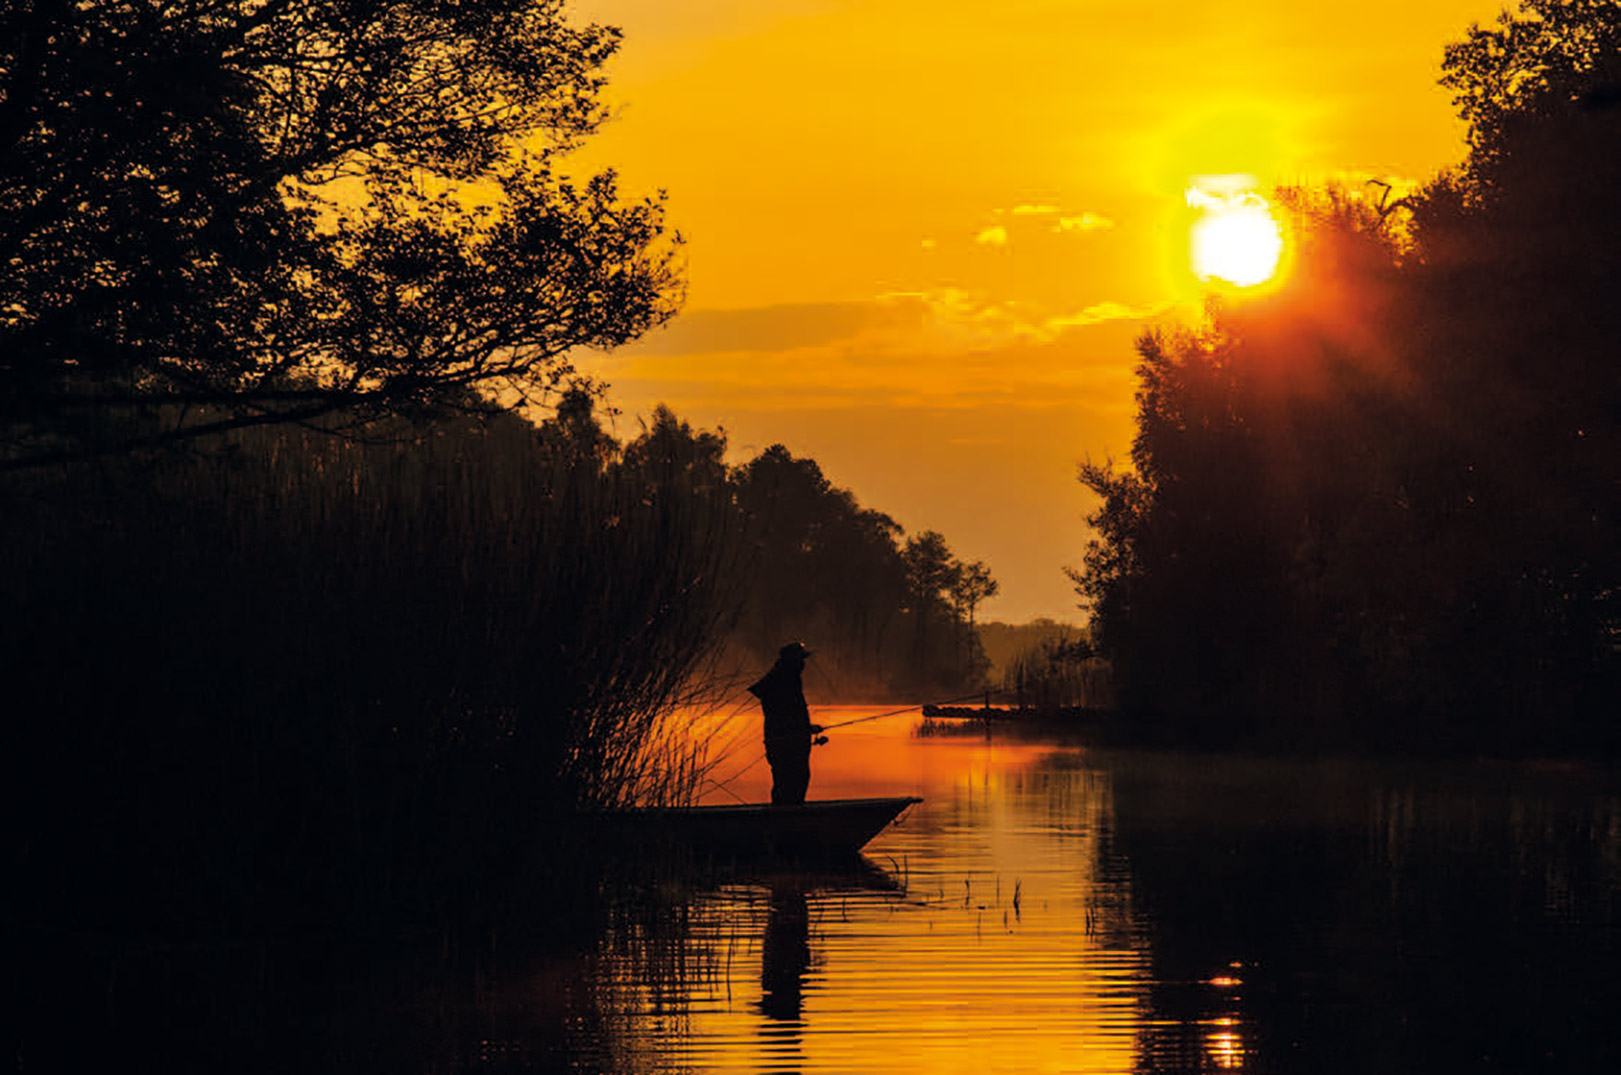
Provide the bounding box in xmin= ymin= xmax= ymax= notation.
xmin=566 ymin=0 xmax=1507 ymax=623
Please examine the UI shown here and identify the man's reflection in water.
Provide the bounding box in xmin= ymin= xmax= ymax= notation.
xmin=753 ymin=862 xmax=897 ymax=1067
xmin=757 ymin=877 xmax=812 ymax=1023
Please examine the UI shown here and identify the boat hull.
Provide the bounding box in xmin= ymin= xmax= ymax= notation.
xmin=615 ymin=796 xmax=921 ymax=862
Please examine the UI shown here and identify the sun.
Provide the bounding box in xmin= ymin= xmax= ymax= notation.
xmin=1187 ymin=182 xmax=1284 ymax=289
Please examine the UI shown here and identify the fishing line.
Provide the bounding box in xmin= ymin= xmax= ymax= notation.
xmin=703 ymin=690 xmax=997 ymax=796
xmin=815 ymin=692 xmax=988 ymax=733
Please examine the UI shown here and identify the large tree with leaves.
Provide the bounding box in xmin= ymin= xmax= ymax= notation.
xmin=1076 ymin=0 xmax=1621 ymax=752
xmin=0 ymin=0 xmax=680 ymax=467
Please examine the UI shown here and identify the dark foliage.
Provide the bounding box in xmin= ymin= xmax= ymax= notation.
xmin=0 ymin=0 xmax=679 ymax=465
xmin=1108 ymin=753 xmax=1621 ymax=1074
xmin=2 ymin=393 xmax=993 ymax=932
xmin=3 ymin=404 xmax=739 ymax=931
xmin=1076 ymin=0 xmax=1621 ymax=754
xmin=729 ymin=443 xmax=991 ymax=700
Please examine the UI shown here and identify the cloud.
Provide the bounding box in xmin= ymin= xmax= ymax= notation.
xmin=1046 ymin=300 xmax=1168 ymax=330
xmin=981 ymin=205 xmax=1114 ymax=237
xmin=601 ymin=310 xmax=1145 ymax=422
xmin=621 ymin=301 xmax=889 ymax=356
xmin=613 ymin=290 xmax=1167 ymax=370
xmin=593 ymin=291 xmax=1169 ymax=433
xmin=1053 ymin=212 xmax=1114 ymax=233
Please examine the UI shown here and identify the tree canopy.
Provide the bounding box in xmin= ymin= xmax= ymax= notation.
xmin=1074 ymin=0 xmax=1621 ymax=753
xmin=0 ymin=0 xmax=680 ymax=466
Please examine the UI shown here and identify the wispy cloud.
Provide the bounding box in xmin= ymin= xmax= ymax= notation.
xmin=1054 ymin=212 xmax=1114 ymax=233
xmin=1046 ymin=300 xmax=1169 ymax=331
xmin=607 ymin=290 xmax=1166 ymax=371
xmin=981 ymin=205 xmax=1115 ymax=239
xmin=622 ymin=301 xmax=892 ymax=356
xmin=601 ymin=313 xmax=1144 ymax=421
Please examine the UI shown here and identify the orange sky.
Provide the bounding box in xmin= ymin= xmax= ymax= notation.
xmin=566 ymin=0 xmax=1507 ymax=623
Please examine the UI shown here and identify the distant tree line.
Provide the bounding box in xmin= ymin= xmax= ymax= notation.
xmin=977 ymin=619 xmax=1079 ymax=686
xmin=571 ymin=400 xmax=998 ymax=701
xmin=1075 ymin=0 xmax=1621 ymax=755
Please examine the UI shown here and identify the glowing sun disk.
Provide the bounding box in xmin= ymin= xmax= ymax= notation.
xmin=1188 ymin=189 xmax=1283 ymax=288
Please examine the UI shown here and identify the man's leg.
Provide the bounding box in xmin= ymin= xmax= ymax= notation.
xmin=768 ymin=742 xmax=812 ymax=804
xmin=783 ymin=744 xmax=811 ymax=804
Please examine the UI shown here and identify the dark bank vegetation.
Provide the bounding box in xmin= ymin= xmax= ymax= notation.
xmin=0 ymin=0 xmax=690 ymax=930
xmin=1075 ymin=0 xmax=1621 ymax=756
xmin=3 ymin=401 xmax=741 ymax=929
xmin=2 ymin=393 xmax=995 ymax=931
xmin=0 ymin=0 xmax=999 ymax=934
xmin=977 ymin=618 xmax=1113 ymax=713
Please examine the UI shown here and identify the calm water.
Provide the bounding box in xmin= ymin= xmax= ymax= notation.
xmin=25 ymin=707 xmax=1621 ymax=1073
xmin=566 ymin=707 xmax=1621 ymax=1074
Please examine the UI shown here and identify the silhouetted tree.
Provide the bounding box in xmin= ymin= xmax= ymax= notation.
xmin=953 ymin=560 xmax=999 ymax=628
xmin=733 ymin=445 xmax=840 ymax=650
xmin=620 ymin=405 xmax=730 ymax=497
xmin=537 ymin=386 xmax=619 ymax=473
xmin=729 ymin=446 xmax=983 ymax=698
xmin=902 ymin=529 xmax=956 ymax=657
xmin=0 ymin=0 xmax=679 ymax=468
xmin=1075 ymin=1 xmax=1621 ymax=753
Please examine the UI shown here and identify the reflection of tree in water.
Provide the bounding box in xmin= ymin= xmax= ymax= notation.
xmin=1106 ymin=753 xmax=1621 ymax=1075
xmin=10 ymin=903 xmax=635 ymax=1074
xmin=13 ymin=860 xmax=860 ymax=1075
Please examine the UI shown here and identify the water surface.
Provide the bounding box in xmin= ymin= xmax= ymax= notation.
xmin=567 ymin=708 xmax=1621 ymax=1073
xmin=23 ymin=707 xmax=1621 ymax=1073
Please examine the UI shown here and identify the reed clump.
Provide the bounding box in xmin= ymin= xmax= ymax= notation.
xmin=2 ymin=404 xmax=742 ymax=929
xmin=1001 ymin=634 xmax=1115 ymax=713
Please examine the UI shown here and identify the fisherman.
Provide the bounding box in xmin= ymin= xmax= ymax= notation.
xmin=748 ymin=641 xmax=825 ymax=805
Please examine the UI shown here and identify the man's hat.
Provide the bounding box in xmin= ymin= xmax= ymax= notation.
xmin=779 ymin=641 xmax=812 ymax=660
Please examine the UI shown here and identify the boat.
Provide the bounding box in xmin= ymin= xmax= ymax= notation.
xmin=920 ymin=703 xmax=1108 ymax=722
xmin=611 ymin=796 xmax=922 ymax=862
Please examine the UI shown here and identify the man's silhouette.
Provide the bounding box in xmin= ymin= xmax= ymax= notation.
xmin=748 ymin=642 xmax=823 ymax=805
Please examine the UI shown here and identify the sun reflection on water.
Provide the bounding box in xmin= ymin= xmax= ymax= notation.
xmin=1206 ymin=1024 xmax=1247 ymax=1069
xmin=595 ymin=707 xmax=1153 ymax=1073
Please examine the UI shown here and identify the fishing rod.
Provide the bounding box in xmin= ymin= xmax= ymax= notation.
xmin=814 ymin=692 xmax=991 ymax=734
xmin=751 ymin=690 xmax=998 ymax=745
xmin=703 ymin=690 xmax=1000 ymax=797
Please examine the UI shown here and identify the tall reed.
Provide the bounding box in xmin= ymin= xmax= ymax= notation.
xmin=2 ymin=406 xmax=743 ymax=928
